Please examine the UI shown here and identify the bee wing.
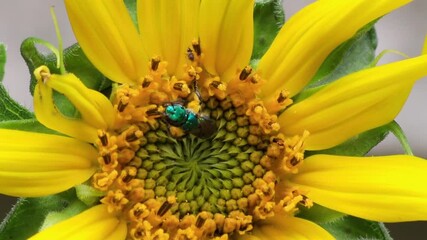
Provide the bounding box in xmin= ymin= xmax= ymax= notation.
xmin=190 ymin=116 xmax=217 ymax=139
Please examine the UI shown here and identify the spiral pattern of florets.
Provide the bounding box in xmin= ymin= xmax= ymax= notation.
xmin=136 ymin=96 xmax=272 ymax=218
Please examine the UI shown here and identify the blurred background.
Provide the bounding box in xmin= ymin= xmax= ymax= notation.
xmin=0 ymin=0 xmax=426 ymax=239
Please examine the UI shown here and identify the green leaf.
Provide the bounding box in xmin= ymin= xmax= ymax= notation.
xmin=251 ymin=0 xmax=285 ymax=62
xmin=0 ymin=84 xmax=33 ymax=121
xmin=0 ymin=43 xmax=5 ymax=81
xmin=20 ymin=39 xmax=112 ymax=117
xmin=0 ymin=119 xmax=59 ymax=134
xmin=294 ymin=24 xmax=378 ymax=103
xmin=0 ymin=189 xmax=84 ymax=240
xmin=321 ymin=216 xmax=392 ymax=240
xmin=307 ymin=124 xmax=389 ymax=157
xmin=0 ymin=43 xmax=34 ymax=121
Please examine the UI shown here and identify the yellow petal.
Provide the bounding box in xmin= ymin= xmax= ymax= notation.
xmin=237 ymin=215 xmax=334 ymax=240
xmin=30 ymin=205 xmax=127 ymax=240
xmin=258 ymin=0 xmax=411 ymax=98
xmin=35 ymin=66 xmax=115 ymax=129
xmin=279 ymin=55 xmax=427 ymax=150
xmin=423 ymin=34 xmax=427 ymax=55
xmin=34 ymin=81 xmax=97 ymax=143
xmin=65 ymin=0 xmax=147 ymax=84
xmin=34 ymin=66 xmax=114 ymax=143
xmin=0 ymin=129 xmax=97 ymax=197
xmin=199 ymin=0 xmax=254 ymax=82
xmin=288 ymin=154 xmax=427 ymax=222
xmin=137 ymin=0 xmax=199 ymax=76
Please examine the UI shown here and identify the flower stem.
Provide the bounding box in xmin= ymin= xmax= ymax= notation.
xmin=50 ymin=6 xmax=65 ymax=74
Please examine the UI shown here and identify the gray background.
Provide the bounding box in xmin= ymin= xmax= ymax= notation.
xmin=0 ymin=0 xmax=427 ymax=239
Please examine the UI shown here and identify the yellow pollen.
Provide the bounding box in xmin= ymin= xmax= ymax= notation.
xmin=92 ymin=170 xmax=118 ymax=191
xmin=187 ymin=98 xmax=201 ymax=113
xmin=101 ymin=189 xmax=130 ymax=213
xmin=165 ymin=76 xmax=191 ymax=99
xmin=184 ymin=65 xmax=202 ymax=82
xmin=264 ymin=89 xmax=294 ymax=114
xmin=227 ymin=67 xmax=264 ymax=103
xmin=202 ymin=77 xmax=227 ymax=100
xmin=239 ymin=66 xmax=253 ymax=80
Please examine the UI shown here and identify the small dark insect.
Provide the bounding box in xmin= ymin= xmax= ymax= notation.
xmin=187 ymin=48 xmax=195 ymax=61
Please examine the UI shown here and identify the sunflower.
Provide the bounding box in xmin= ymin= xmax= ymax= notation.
xmin=1 ymin=0 xmax=427 ymax=239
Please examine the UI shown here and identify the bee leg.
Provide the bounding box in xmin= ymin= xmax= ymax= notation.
xmin=192 ymin=80 xmax=203 ymax=101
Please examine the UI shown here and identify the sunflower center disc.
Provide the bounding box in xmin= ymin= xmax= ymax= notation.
xmin=92 ymin=57 xmax=310 ymax=239
xmin=137 ymin=96 xmax=269 ymax=217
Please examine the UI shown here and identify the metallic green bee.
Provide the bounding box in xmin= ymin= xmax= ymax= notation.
xmin=164 ymin=103 xmax=217 ymax=139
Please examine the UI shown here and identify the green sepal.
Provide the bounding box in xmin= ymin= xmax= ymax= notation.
xmin=307 ymin=124 xmax=389 ymax=157
xmin=297 ymin=204 xmax=346 ymax=224
xmin=124 ymin=0 xmax=138 ymax=29
xmin=299 ymin=205 xmax=392 ymax=240
xmin=21 ymin=39 xmax=111 ymax=94
xmin=0 ymin=119 xmax=59 ymax=134
xmin=0 ymin=189 xmax=86 ymax=240
xmin=0 ymin=84 xmax=34 ymax=121
xmin=20 ymin=39 xmax=112 ymax=117
xmin=75 ymin=184 xmax=104 ymax=206
xmin=387 ymin=120 xmax=413 ymax=155
xmin=0 ymin=43 xmax=5 ymax=81
xmin=293 ymin=23 xmax=378 ymax=103
xmin=0 ymin=43 xmax=33 ymax=121
xmin=321 ymin=216 xmax=392 ymax=240
xmin=251 ymin=0 xmax=285 ymax=63
xmin=39 ymin=200 xmax=88 ymax=231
